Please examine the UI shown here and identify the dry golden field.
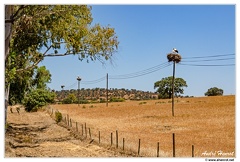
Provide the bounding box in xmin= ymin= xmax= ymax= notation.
xmin=51 ymin=95 xmax=235 ymax=157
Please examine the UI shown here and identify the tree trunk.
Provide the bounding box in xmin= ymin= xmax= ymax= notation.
xmin=5 ymin=5 xmax=13 ymax=60
xmin=5 ymin=5 xmax=14 ymax=128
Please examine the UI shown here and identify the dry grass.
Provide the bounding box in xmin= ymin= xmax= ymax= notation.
xmin=51 ymin=95 xmax=235 ymax=157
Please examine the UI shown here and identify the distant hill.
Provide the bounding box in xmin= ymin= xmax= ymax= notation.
xmin=54 ymin=88 xmax=159 ymax=102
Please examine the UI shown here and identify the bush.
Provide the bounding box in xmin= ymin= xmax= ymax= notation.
xmin=110 ymin=97 xmax=125 ymax=102
xmin=55 ymin=111 xmax=62 ymax=123
xmin=139 ymin=101 xmax=147 ymax=105
xmin=62 ymin=93 xmax=76 ymax=104
xmin=23 ymin=89 xmax=55 ymax=112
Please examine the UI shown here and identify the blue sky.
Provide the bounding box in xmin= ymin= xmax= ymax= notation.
xmin=40 ymin=5 xmax=235 ymax=97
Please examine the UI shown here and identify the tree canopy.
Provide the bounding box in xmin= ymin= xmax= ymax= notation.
xmin=5 ymin=5 xmax=119 ymax=99
xmin=154 ymin=76 xmax=187 ymax=99
xmin=5 ymin=5 xmax=119 ymax=121
xmin=6 ymin=5 xmax=119 ymax=70
xmin=204 ymin=87 xmax=223 ymax=96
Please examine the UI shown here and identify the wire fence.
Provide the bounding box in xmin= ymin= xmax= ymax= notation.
xmin=46 ymin=105 xmax=195 ymax=157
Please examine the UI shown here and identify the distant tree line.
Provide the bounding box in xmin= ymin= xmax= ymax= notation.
xmin=54 ymin=88 xmax=159 ymax=104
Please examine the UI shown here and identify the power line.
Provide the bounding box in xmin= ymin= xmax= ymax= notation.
xmin=81 ymin=76 xmax=106 ymax=84
xmin=181 ymin=57 xmax=235 ymax=63
xmin=109 ymin=62 xmax=172 ymax=79
xmin=65 ymin=81 xmax=77 ymax=89
xmin=182 ymin=53 xmax=234 ymax=59
xmin=62 ymin=53 xmax=234 ymax=88
xmin=179 ymin=63 xmax=235 ymax=66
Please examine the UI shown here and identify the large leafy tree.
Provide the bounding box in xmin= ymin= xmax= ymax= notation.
xmin=204 ymin=87 xmax=223 ymax=96
xmin=8 ymin=65 xmax=51 ymax=105
xmin=32 ymin=66 xmax=51 ymax=89
xmin=5 ymin=5 xmax=119 ymax=123
xmin=154 ymin=76 xmax=187 ymax=99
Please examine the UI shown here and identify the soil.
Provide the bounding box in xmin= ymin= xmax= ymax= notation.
xmin=5 ymin=106 xmax=133 ymax=157
xmin=5 ymin=96 xmax=235 ymax=158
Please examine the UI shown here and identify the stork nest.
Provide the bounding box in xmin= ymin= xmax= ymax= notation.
xmin=167 ymin=53 xmax=182 ymax=63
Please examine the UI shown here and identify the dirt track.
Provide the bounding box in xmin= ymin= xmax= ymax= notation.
xmin=5 ymin=107 xmax=130 ymax=157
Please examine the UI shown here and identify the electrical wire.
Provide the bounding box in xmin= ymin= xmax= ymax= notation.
xmin=109 ymin=62 xmax=172 ymax=79
xmin=179 ymin=63 xmax=235 ymax=66
xmin=62 ymin=53 xmax=234 ymax=88
xmin=182 ymin=53 xmax=235 ymax=59
xmin=180 ymin=53 xmax=235 ymax=66
xmin=81 ymin=76 xmax=106 ymax=84
xmin=181 ymin=57 xmax=235 ymax=63
xmin=65 ymin=81 xmax=77 ymax=89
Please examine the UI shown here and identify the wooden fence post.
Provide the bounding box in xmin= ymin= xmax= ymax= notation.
xmin=89 ymin=128 xmax=91 ymax=139
xmin=82 ymin=124 xmax=84 ymax=136
xmin=192 ymin=145 xmax=194 ymax=157
xmin=173 ymin=133 xmax=175 ymax=157
xmin=85 ymin=123 xmax=87 ymax=137
xmin=123 ymin=138 xmax=125 ymax=151
xmin=138 ymin=139 xmax=141 ymax=156
xmin=76 ymin=122 xmax=78 ymax=132
xmin=99 ymin=131 xmax=101 ymax=144
xmin=67 ymin=114 xmax=69 ymax=126
xmin=116 ymin=130 xmax=118 ymax=148
xmin=111 ymin=132 xmax=113 ymax=146
xmin=157 ymin=142 xmax=160 ymax=157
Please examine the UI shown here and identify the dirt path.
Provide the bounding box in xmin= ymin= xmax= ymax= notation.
xmin=5 ymin=107 xmax=130 ymax=157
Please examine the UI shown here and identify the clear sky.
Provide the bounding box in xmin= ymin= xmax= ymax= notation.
xmin=39 ymin=5 xmax=235 ymax=97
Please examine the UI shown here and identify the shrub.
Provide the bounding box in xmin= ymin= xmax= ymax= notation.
xmin=23 ymin=89 xmax=55 ymax=112
xmin=139 ymin=101 xmax=147 ymax=105
xmin=62 ymin=93 xmax=77 ymax=104
xmin=110 ymin=97 xmax=125 ymax=102
xmin=55 ymin=111 xmax=62 ymax=123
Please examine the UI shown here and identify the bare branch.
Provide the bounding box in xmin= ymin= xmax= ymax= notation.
xmin=16 ymin=58 xmax=43 ymax=72
xmin=43 ymin=45 xmax=53 ymax=56
xmin=44 ymin=52 xmax=74 ymax=57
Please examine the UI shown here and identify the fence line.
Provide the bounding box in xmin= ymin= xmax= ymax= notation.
xmin=47 ymin=106 xmax=196 ymax=157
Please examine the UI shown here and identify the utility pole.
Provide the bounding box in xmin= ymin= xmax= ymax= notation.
xmin=61 ymin=85 xmax=65 ymax=102
xmin=106 ymin=73 xmax=108 ymax=107
xmin=77 ymin=76 xmax=81 ymax=106
xmin=167 ymin=48 xmax=182 ymax=117
xmin=172 ymin=61 xmax=176 ymax=117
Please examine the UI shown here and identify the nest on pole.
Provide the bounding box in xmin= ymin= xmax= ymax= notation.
xmin=167 ymin=53 xmax=182 ymax=63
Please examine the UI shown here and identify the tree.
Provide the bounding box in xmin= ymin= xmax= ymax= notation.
xmin=5 ymin=5 xmax=119 ymax=124
xmin=154 ymin=76 xmax=187 ymax=99
xmin=32 ymin=66 xmax=51 ymax=89
xmin=7 ymin=64 xmax=51 ymax=105
xmin=204 ymin=87 xmax=223 ymax=96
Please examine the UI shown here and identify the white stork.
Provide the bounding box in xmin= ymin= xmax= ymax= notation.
xmin=172 ymin=48 xmax=178 ymax=53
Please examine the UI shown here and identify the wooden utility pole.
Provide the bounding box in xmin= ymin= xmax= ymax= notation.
xmin=172 ymin=61 xmax=176 ymax=117
xmin=106 ymin=73 xmax=108 ymax=107
xmin=77 ymin=76 xmax=81 ymax=106
xmin=167 ymin=48 xmax=181 ymax=117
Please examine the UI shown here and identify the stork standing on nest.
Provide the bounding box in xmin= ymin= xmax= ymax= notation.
xmin=172 ymin=48 xmax=178 ymax=53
